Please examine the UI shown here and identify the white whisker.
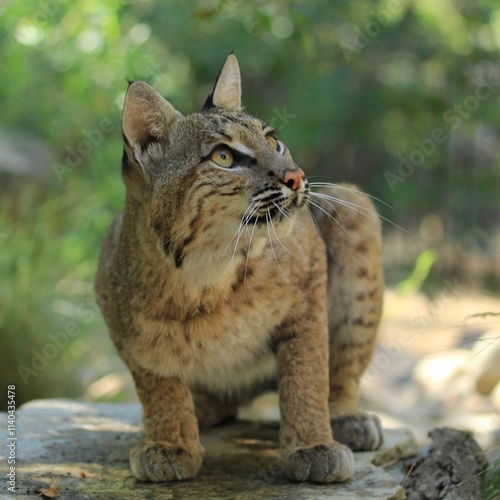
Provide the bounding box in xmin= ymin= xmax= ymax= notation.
xmin=308 ymin=182 xmax=394 ymax=210
xmin=244 ymin=214 xmax=259 ymax=284
xmin=269 ymin=204 xmax=297 ymax=258
xmin=266 ymin=210 xmax=290 ymax=284
xmin=272 ymin=202 xmax=291 ymax=220
xmin=307 ymin=198 xmax=347 ymax=232
xmin=273 ymin=201 xmax=308 ymax=232
xmin=307 ymin=194 xmax=347 ymax=229
xmin=231 ymin=204 xmax=260 ymax=262
xmin=311 ymin=191 xmax=406 ymax=231
xmin=312 ymin=191 xmax=381 ymax=227
xmin=206 ymin=203 xmax=260 ymax=289
xmin=306 ymin=205 xmax=320 ymax=230
xmin=221 ymin=202 xmax=257 ymax=258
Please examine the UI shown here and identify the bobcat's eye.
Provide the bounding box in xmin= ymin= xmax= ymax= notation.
xmin=267 ymin=135 xmax=284 ymax=154
xmin=211 ymin=147 xmax=234 ymax=168
xmin=266 ymin=135 xmax=279 ymax=151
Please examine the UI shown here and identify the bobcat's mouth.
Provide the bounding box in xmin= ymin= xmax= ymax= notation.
xmin=248 ymin=185 xmax=309 ymax=225
xmin=248 ymin=205 xmax=283 ymax=225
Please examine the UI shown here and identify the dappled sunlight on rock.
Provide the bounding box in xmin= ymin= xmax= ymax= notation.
xmin=2 ymin=399 xmax=410 ymax=499
xmin=83 ymin=372 xmax=132 ymax=401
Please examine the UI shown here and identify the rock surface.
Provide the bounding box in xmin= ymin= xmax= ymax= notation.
xmin=0 ymin=399 xmax=412 ymax=499
xmin=404 ymin=427 xmax=489 ymax=500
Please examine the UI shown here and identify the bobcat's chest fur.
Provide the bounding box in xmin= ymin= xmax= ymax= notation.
xmin=129 ymin=248 xmax=296 ymax=394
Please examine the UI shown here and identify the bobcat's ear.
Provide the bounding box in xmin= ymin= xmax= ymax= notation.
xmin=203 ymin=54 xmax=241 ymax=111
xmin=122 ymin=81 xmax=181 ymax=162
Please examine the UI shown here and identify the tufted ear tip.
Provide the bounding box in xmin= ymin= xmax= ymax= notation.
xmin=204 ymin=53 xmax=242 ymax=111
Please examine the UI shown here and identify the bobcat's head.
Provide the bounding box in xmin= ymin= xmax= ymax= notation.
xmin=121 ymin=54 xmax=309 ymax=280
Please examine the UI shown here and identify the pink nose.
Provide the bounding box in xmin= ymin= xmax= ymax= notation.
xmin=283 ymin=168 xmax=305 ymax=191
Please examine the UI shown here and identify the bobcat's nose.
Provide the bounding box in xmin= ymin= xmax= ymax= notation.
xmin=283 ymin=168 xmax=305 ymax=191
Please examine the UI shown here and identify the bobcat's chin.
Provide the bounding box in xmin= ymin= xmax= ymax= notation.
xmin=266 ymin=208 xmax=298 ymax=241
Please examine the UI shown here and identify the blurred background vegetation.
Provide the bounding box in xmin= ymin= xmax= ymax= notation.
xmin=1 ymin=0 xmax=499 ymax=418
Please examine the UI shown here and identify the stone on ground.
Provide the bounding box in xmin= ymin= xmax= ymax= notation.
xmin=0 ymin=399 xmax=412 ymax=499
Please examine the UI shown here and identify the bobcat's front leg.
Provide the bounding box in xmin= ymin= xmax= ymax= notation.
xmin=275 ymin=301 xmax=355 ymax=483
xmin=128 ymin=364 xmax=203 ymax=482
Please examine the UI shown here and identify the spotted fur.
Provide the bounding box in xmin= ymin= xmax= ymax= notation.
xmin=95 ymin=54 xmax=384 ymax=484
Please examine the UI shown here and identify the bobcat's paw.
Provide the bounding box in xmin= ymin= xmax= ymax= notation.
xmin=281 ymin=442 xmax=354 ymax=483
xmin=331 ymin=413 xmax=383 ymax=451
xmin=130 ymin=441 xmax=202 ymax=482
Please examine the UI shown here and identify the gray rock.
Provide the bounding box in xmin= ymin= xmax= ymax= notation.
xmin=0 ymin=399 xmax=410 ymax=499
xmin=404 ymin=427 xmax=489 ymax=500
xmin=0 ymin=126 xmax=53 ymax=179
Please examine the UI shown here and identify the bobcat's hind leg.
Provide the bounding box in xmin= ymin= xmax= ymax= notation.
xmin=311 ymin=183 xmax=384 ymax=451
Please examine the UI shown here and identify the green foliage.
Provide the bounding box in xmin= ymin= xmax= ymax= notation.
xmin=483 ymin=459 xmax=500 ymax=500
xmin=397 ymin=248 xmax=437 ymax=295
xmin=0 ymin=0 xmax=499 ymax=406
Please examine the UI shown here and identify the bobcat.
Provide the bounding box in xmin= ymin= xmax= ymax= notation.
xmin=95 ymin=54 xmax=384 ymax=484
